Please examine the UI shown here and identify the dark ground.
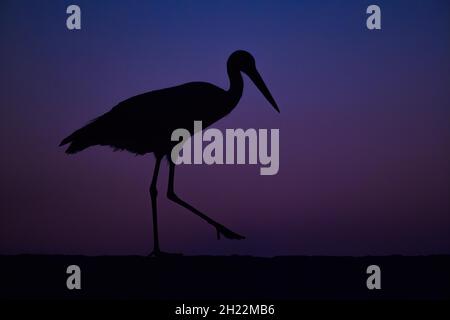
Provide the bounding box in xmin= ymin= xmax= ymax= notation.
xmin=0 ymin=255 xmax=449 ymax=300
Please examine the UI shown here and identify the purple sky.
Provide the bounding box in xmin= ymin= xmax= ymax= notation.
xmin=1 ymin=0 xmax=449 ymax=256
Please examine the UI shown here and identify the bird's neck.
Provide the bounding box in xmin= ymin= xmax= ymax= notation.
xmin=227 ymin=65 xmax=244 ymax=108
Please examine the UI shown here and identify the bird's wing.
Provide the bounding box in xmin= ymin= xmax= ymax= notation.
xmin=60 ymin=82 xmax=227 ymax=154
xmin=109 ymin=82 xmax=227 ymax=131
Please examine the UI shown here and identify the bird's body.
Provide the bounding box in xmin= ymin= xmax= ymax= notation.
xmin=60 ymin=50 xmax=279 ymax=256
xmin=62 ymin=82 xmax=236 ymax=156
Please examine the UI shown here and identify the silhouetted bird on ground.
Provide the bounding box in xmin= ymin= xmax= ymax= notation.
xmin=60 ymin=50 xmax=279 ymax=256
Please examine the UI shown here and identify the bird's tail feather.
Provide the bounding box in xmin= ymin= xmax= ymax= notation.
xmin=59 ymin=123 xmax=98 ymax=154
xmin=60 ymin=139 xmax=91 ymax=154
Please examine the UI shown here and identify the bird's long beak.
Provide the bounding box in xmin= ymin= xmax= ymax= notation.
xmin=246 ymin=66 xmax=280 ymax=113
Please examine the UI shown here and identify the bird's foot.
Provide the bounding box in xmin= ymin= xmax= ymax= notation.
xmin=215 ymin=223 xmax=246 ymax=240
xmin=149 ymin=250 xmax=183 ymax=258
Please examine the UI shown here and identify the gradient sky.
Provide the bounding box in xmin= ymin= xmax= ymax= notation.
xmin=1 ymin=0 xmax=449 ymax=256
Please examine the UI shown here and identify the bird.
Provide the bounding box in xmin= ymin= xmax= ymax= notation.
xmin=60 ymin=50 xmax=280 ymax=257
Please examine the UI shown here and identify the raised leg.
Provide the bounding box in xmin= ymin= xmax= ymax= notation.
xmin=167 ymin=160 xmax=245 ymax=240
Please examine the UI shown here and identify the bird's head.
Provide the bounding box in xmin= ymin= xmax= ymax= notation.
xmin=228 ymin=50 xmax=280 ymax=113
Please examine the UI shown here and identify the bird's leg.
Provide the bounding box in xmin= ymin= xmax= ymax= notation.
xmin=148 ymin=157 xmax=183 ymax=258
xmin=149 ymin=156 xmax=162 ymax=255
xmin=167 ymin=161 xmax=245 ymax=240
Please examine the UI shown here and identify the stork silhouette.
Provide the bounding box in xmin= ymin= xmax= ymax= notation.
xmin=60 ymin=50 xmax=279 ymax=256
